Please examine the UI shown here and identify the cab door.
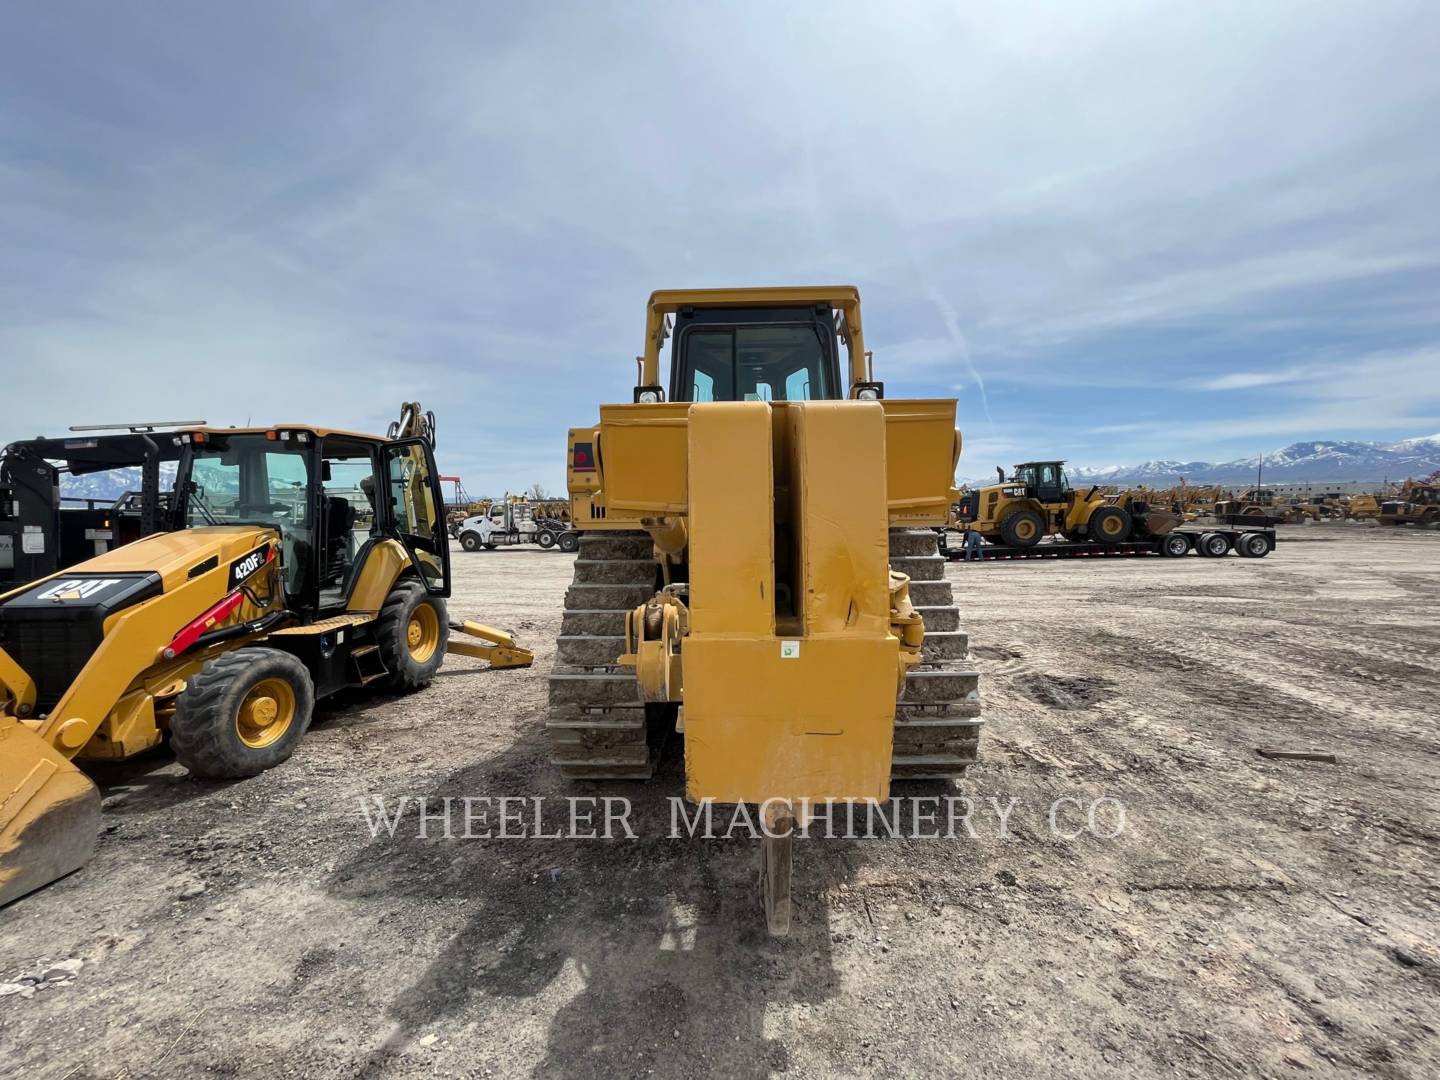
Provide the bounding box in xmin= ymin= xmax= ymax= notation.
xmin=382 ymin=439 xmax=451 ymax=598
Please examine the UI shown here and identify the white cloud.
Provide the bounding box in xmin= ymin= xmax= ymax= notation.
xmin=2 ymin=2 xmax=1439 ymax=485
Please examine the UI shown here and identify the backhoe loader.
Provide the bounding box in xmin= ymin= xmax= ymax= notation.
xmin=0 ymin=404 xmax=531 ymax=906
xmin=550 ymin=286 xmax=980 ymax=932
xmin=953 ymin=461 xmax=1180 ymax=548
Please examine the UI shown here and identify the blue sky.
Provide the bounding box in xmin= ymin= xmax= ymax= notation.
xmin=2 ymin=2 xmax=1438 ymax=493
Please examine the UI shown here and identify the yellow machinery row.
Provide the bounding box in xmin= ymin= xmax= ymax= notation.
xmin=1 ymin=286 xmax=979 ymax=932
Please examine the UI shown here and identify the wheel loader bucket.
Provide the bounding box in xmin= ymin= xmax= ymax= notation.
xmin=1139 ymin=508 xmax=1182 ymax=537
xmin=0 ymin=718 xmax=102 ymax=907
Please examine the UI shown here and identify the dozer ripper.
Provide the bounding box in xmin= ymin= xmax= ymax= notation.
xmin=954 ymin=460 xmax=1180 ymax=548
xmin=551 ymin=286 xmax=981 ymax=932
xmin=0 ymin=406 xmax=531 ymax=906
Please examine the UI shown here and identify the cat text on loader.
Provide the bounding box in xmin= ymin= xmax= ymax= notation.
xmin=0 ymin=405 xmax=531 ymax=906
xmin=552 ymin=287 xmax=981 ymax=933
xmin=954 ymin=460 xmax=1180 ymax=548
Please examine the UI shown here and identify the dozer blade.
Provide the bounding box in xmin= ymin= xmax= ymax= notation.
xmin=0 ymin=719 xmax=102 ymax=907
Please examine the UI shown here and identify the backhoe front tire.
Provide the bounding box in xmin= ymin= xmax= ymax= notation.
xmin=171 ymin=648 xmax=315 ymax=780
xmin=377 ymin=582 xmax=449 ymax=692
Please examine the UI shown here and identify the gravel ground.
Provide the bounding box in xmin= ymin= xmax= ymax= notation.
xmin=1 ymin=522 xmax=1438 ymax=1079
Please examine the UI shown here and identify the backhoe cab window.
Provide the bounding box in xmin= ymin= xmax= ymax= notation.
xmin=185 ymin=434 xmax=311 ymax=596
xmin=675 ymin=324 xmax=833 ymax=403
xmin=385 ymin=442 xmax=446 ymax=592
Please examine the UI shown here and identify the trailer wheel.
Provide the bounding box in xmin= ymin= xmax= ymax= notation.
xmin=171 ymin=648 xmax=315 ymax=779
xmin=1088 ymin=505 xmax=1132 ymax=544
xmin=459 ymin=531 xmax=482 ymax=552
xmin=537 ymin=530 xmax=557 ymax=549
xmin=558 ymin=531 xmax=580 ymax=553
xmin=1000 ymin=510 xmax=1044 ymax=548
xmin=376 ymin=582 xmax=449 ymax=691
xmin=1161 ymin=532 xmax=1191 ymax=557
xmin=1197 ymin=531 xmax=1231 ymax=557
xmin=1236 ymin=532 xmax=1270 ymax=558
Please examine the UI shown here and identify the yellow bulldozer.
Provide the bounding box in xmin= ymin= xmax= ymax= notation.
xmin=954 ymin=461 xmax=1180 ymax=547
xmin=1345 ymin=492 xmax=1382 ymax=521
xmin=550 ymin=286 xmax=979 ymax=932
xmin=0 ymin=405 xmax=531 ymax=906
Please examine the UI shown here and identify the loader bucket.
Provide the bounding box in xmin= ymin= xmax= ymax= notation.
xmin=1139 ymin=508 xmax=1182 ymax=537
xmin=0 ymin=719 xmax=102 ymax=907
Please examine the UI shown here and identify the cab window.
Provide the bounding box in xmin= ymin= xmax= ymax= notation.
xmin=318 ymin=439 xmax=381 ymax=608
xmin=674 ymin=324 xmax=833 ymax=402
xmin=384 ymin=442 xmax=446 ymax=593
xmin=185 ymin=434 xmax=311 ymax=597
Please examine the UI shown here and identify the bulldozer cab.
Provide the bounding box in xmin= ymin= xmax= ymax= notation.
xmin=1011 ymin=461 xmax=1070 ymax=504
xmin=175 ymin=427 xmax=450 ymax=612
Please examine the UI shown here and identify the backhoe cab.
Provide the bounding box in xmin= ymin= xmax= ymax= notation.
xmin=0 ymin=404 xmax=531 ymax=907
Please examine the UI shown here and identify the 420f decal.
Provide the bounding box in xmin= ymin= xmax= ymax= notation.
xmin=228 ymin=543 xmax=275 ymax=589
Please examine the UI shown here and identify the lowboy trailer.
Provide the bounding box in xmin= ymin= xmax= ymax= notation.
xmin=942 ymin=523 xmax=1276 ymax=562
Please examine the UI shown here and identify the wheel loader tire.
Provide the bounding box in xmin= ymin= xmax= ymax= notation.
xmin=1000 ymin=510 xmax=1044 ymax=548
xmin=459 ymin=531 xmax=482 ymax=552
xmin=171 ymin=648 xmax=315 ymax=780
xmin=1236 ymin=532 xmax=1270 ymax=558
xmin=1087 ymin=505 xmax=1132 ymax=544
xmin=1197 ymin=531 xmax=1230 ymax=557
xmin=537 ymin=530 xmax=557 ymax=549
xmin=1161 ymin=532 xmax=1191 ymax=557
xmin=376 ymin=582 xmax=449 ymax=692
xmin=558 ymin=531 xmax=580 ymax=553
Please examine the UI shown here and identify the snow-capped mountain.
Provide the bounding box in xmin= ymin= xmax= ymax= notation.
xmin=60 ymin=465 xmax=177 ymax=504
xmin=960 ymin=435 xmax=1440 ymax=486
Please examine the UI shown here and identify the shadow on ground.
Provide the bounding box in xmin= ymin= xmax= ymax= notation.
xmin=326 ymin=725 xmax=868 ymax=1078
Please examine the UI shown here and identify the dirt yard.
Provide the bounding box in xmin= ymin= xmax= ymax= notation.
xmin=2 ymin=523 xmax=1438 ymax=1079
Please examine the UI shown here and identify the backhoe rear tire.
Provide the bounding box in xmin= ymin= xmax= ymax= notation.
xmin=1000 ymin=510 xmax=1044 ymax=548
xmin=1088 ymin=505 xmax=1133 ymax=544
xmin=377 ymin=582 xmax=449 ymax=692
xmin=171 ymin=648 xmax=315 ymax=780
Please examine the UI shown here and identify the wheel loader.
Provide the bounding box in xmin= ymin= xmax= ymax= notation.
xmin=0 ymin=404 xmax=532 ymax=907
xmin=953 ymin=460 xmax=1180 ymax=548
xmin=550 ymin=286 xmax=980 ymax=932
